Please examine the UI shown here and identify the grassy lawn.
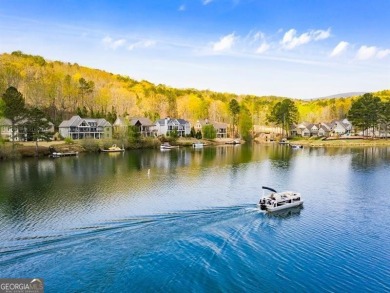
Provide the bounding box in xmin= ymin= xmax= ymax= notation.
xmin=290 ymin=137 xmax=390 ymax=147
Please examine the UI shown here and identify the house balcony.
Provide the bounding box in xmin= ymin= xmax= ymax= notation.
xmin=69 ymin=130 xmax=104 ymax=139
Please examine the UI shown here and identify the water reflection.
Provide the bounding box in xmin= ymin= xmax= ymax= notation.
xmin=1 ymin=145 xmax=390 ymax=292
xmin=350 ymin=147 xmax=390 ymax=171
xmin=268 ymin=145 xmax=293 ymax=169
xmin=1 ymin=145 xmax=389 ymax=224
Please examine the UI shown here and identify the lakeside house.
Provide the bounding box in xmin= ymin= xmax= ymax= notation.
xmin=113 ymin=117 xmax=154 ymax=137
xmin=0 ymin=117 xmax=54 ymax=141
xmin=330 ymin=119 xmax=352 ymax=136
xmin=59 ymin=115 xmax=112 ymax=139
xmin=195 ymin=119 xmax=228 ymax=138
xmin=153 ymin=117 xmax=191 ymax=137
xmin=318 ymin=123 xmax=332 ymax=137
xmin=291 ymin=119 xmax=352 ymax=137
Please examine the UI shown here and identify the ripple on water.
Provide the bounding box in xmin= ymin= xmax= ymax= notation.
xmin=1 ymin=147 xmax=390 ymax=292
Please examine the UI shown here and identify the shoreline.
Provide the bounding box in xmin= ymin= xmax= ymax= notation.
xmin=0 ymin=137 xmax=236 ymax=160
xmin=1 ymin=137 xmax=390 ymax=160
xmin=287 ymin=138 xmax=390 ymax=147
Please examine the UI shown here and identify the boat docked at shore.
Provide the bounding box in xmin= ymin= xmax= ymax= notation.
xmin=279 ymin=138 xmax=290 ymax=145
xmin=226 ymin=139 xmax=241 ymax=145
xmin=49 ymin=151 xmax=78 ymax=158
xmin=100 ymin=144 xmax=125 ymax=153
xmin=160 ymin=142 xmax=179 ymax=150
xmin=258 ymin=186 xmax=303 ymax=212
xmin=192 ymin=141 xmax=205 ymax=148
xmin=290 ymin=144 xmax=303 ymax=149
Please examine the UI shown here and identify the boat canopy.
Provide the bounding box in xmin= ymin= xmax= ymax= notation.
xmin=262 ymin=186 xmax=277 ymax=193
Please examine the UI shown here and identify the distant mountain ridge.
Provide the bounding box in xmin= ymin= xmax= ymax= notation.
xmin=316 ymin=92 xmax=367 ymax=99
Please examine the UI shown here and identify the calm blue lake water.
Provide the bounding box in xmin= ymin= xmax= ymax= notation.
xmin=0 ymin=144 xmax=389 ymax=292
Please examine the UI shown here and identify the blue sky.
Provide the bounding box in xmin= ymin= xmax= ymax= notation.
xmin=0 ymin=0 xmax=389 ymax=99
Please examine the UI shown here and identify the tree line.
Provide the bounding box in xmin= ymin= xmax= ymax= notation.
xmin=1 ymin=51 xmax=390 ymax=140
xmin=1 ymin=86 xmax=52 ymax=156
xmin=347 ymin=93 xmax=390 ymax=137
xmin=266 ymin=94 xmax=390 ymax=138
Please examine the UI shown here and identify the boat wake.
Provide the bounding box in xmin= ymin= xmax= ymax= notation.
xmin=1 ymin=204 xmax=387 ymax=292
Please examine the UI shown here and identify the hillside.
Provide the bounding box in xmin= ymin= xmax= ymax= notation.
xmin=1 ymin=51 xmax=389 ymax=127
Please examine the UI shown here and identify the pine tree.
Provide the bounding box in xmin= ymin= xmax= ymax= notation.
xmin=1 ymin=87 xmax=27 ymax=149
xmin=229 ymin=99 xmax=240 ymax=138
xmin=24 ymin=107 xmax=53 ymax=156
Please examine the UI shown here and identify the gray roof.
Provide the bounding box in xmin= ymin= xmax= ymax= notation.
xmin=331 ymin=120 xmax=351 ymax=130
xmin=59 ymin=115 xmax=111 ymax=128
xmin=59 ymin=115 xmax=82 ymax=128
xmin=156 ymin=118 xmax=188 ymax=125
xmin=211 ymin=121 xmax=228 ymax=129
xmin=156 ymin=119 xmax=166 ymax=125
xmin=319 ymin=124 xmax=331 ymax=131
xmin=96 ymin=118 xmax=111 ymax=127
xmin=297 ymin=121 xmax=310 ymax=129
xmin=176 ymin=119 xmax=189 ymax=125
xmin=129 ymin=117 xmax=153 ymax=126
xmin=306 ymin=123 xmax=315 ymax=130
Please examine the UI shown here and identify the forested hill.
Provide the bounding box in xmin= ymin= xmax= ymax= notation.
xmin=1 ymin=51 xmax=389 ymax=126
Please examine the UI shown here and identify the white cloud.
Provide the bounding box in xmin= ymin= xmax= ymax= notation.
xmin=128 ymin=40 xmax=157 ymax=51
xmin=377 ymin=49 xmax=390 ymax=59
xmin=102 ymin=36 xmax=126 ymax=50
xmin=251 ymin=31 xmax=265 ymax=43
xmin=281 ymin=29 xmax=309 ymax=49
xmin=212 ymin=33 xmax=236 ymax=51
xmin=356 ymin=45 xmax=377 ymax=60
xmin=313 ymin=29 xmax=331 ymax=41
xmin=203 ymin=0 xmax=213 ymax=5
xmin=330 ymin=41 xmax=349 ymax=57
xmin=178 ymin=4 xmax=186 ymax=11
xmin=280 ymin=28 xmax=331 ymax=50
xmin=243 ymin=31 xmax=269 ymax=54
xmin=256 ymin=42 xmax=270 ymax=54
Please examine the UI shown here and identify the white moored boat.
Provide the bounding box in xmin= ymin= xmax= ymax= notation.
xmin=100 ymin=144 xmax=125 ymax=153
xmin=192 ymin=141 xmax=205 ymax=148
xmin=160 ymin=142 xmax=179 ymax=150
xmin=258 ymin=186 xmax=303 ymax=212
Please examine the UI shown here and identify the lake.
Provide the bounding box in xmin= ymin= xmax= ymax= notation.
xmin=0 ymin=144 xmax=389 ymax=292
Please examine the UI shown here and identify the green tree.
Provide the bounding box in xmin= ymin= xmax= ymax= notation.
xmin=76 ymin=106 xmax=88 ymax=117
xmin=202 ymin=124 xmax=216 ymax=139
xmin=239 ymin=105 xmax=253 ymax=140
xmin=190 ymin=126 xmax=196 ymax=138
xmin=379 ymin=101 xmax=390 ymax=139
xmin=348 ymin=93 xmax=381 ymax=137
xmin=195 ymin=130 xmax=202 ymax=139
xmin=1 ymin=87 xmax=27 ymax=149
xmin=168 ymin=129 xmax=179 ymax=140
xmin=106 ymin=107 xmax=117 ymax=124
xmin=128 ymin=125 xmax=141 ymax=143
xmin=0 ymin=98 xmax=4 ymax=117
xmin=267 ymin=99 xmax=298 ymax=137
xmin=24 ymin=107 xmax=53 ymax=157
xmin=229 ymin=99 xmax=240 ymax=138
